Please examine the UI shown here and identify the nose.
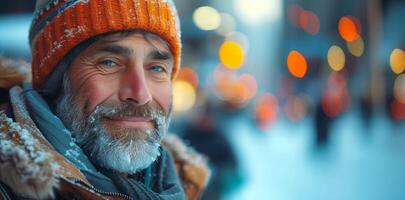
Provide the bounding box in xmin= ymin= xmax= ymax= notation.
xmin=118 ymin=63 xmax=152 ymax=106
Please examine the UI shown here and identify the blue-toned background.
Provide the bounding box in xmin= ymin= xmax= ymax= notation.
xmin=1 ymin=0 xmax=405 ymax=199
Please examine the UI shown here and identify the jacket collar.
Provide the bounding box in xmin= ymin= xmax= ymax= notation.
xmin=0 ymin=85 xmax=89 ymax=199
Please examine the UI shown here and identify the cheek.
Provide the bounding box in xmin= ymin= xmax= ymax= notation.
xmin=149 ymin=82 xmax=172 ymax=114
xmin=74 ymin=75 xmax=119 ymax=113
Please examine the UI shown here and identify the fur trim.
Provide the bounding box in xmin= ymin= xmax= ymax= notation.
xmin=162 ymin=134 xmax=211 ymax=200
xmin=0 ymin=113 xmax=59 ymax=199
xmin=0 ymin=56 xmax=31 ymax=88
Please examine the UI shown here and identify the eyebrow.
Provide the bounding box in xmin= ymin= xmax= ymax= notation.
xmin=147 ymin=50 xmax=173 ymax=61
xmin=95 ymin=45 xmax=133 ymax=56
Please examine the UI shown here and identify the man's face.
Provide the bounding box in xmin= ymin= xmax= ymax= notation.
xmin=70 ymin=32 xmax=173 ymax=127
xmin=56 ymin=32 xmax=174 ymax=174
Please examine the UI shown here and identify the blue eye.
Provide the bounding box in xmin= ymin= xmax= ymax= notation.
xmin=149 ymin=65 xmax=165 ymax=72
xmin=100 ymin=60 xmax=117 ymax=68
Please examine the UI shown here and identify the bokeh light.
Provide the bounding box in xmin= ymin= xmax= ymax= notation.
xmin=390 ymin=100 xmax=405 ymax=120
xmin=173 ymin=80 xmax=197 ymax=113
xmin=225 ymin=32 xmax=250 ymax=52
xmin=287 ymin=4 xmax=304 ymax=27
xmin=321 ymin=72 xmax=350 ymax=117
xmin=390 ymin=48 xmax=405 ymax=74
xmin=215 ymin=13 xmax=236 ymax=36
xmin=346 ymin=36 xmax=365 ymax=57
xmin=287 ymin=50 xmax=307 ymax=78
xmin=284 ymin=95 xmax=308 ymax=121
xmin=255 ymin=93 xmax=278 ymax=129
xmin=234 ymin=0 xmax=282 ymax=23
xmin=193 ymin=6 xmax=221 ymax=31
xmin=239 ymin=74 xmax=258 ymax=100
xmin=327 ymin=45 xmax=346 ymax=71
xmin=213 ymin=66 xmax=239 ymax=101
xmin=213 ymin=67 xmax=256 ymax=106
xmin=299 ymin=10 xmax=320 ymax=35
xmin=219 ymin=41 xmax=244 ymax=69
xmin=338 ymin=16 xmax=361 ymax=42
xmin=394 ymin=74 xmax=405 ymax=104
xmin=176 ymin=67 xmax=199 ymax=89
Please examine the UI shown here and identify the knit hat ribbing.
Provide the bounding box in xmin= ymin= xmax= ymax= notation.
xmin=29 ymin=0 xmax=181 ymax=89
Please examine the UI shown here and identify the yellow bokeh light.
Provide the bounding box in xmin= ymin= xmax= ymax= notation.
xmin=390 ymin=48 xmax=405 ymax=74
xmin=193 ymin=6 xmax=221 ymax=31
xmin=347 ymin=36 xmax=364 ymax=57
xmin=219 ymin=41 xmax=244 ymax=69
xmin=327 ymin=45 xmax=345 ymax=71
xmin=225 ymin=32 xmax=250 ymax=53
xmin=394 ymin=74 xmax=405 ymax=104
xmin=173 ymin=80 xmax=196 ymax=113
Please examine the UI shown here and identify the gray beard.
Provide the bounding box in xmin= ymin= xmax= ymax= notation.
xmin=55 ymin=79 xmax=171 ymax=174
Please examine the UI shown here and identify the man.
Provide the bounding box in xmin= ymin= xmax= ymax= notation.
xmin=0 ymin=0 xmax=209 ymax=199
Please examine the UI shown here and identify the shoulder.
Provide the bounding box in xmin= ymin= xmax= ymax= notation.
xmin=0 ymin=113 xmax=59 ymax=199
xmin=0 ymin=56 xmax=31 ymax=113
xmin=162 ymin=133 xmax=211 ymax=200
xmin=0 ymin=56 xmax=31 ymax=90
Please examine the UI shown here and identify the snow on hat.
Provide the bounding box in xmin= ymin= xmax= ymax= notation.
xmin=29 ymin=0 xmax=181 ymax=88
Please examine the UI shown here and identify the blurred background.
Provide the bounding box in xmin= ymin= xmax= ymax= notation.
xmin=1 ymin=0 xmax=405 ymax=199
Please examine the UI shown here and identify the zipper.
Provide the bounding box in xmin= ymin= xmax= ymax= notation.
xmin=0 ymin=182 xmax=11 ymax=200
xmin=73 ymin=179 xmax=133 ymax=200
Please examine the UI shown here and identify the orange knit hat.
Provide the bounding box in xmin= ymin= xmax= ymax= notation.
xmin=29 ymin=0 xmax=181 ymax=89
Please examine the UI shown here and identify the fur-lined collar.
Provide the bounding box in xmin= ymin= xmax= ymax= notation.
xmin=0 ymin=86 xmax=89 ymax=199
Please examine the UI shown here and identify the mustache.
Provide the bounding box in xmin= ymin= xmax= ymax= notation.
xmin=86 ymin=101 xmax=167 ymax=124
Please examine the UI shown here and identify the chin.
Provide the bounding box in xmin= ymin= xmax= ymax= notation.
xmin=91 ymin=133 xmax=162 ymax=174
xmin=74 ymin=118 xmax=165 ymax=174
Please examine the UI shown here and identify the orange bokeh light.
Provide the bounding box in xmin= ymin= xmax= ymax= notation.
xmin=321 ymin=72 xmax=350 ymax=117
xmin=213 ymin=66 xmax=256 ymax=106
xmin=338 ymin=16 xmax=361 ymax=42
xmin=255 ymin=93 xmax=278 ymax=128
xmin=287 ymin=50 xmax=307 ymax=78
xmin=214 ymin=68 xmax=237 ymax=101
xmin=176 ymin=67 xmax=199 ymax=89
xmin=239 ymin=74 xmax=258 ymax=100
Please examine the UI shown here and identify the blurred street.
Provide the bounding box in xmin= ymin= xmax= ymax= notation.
xmin=224 ymin=108 xmax=405 ymax=200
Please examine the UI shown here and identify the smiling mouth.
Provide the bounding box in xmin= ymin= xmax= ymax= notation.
xmin=105 ymin=116 xmax=155 ymax=128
